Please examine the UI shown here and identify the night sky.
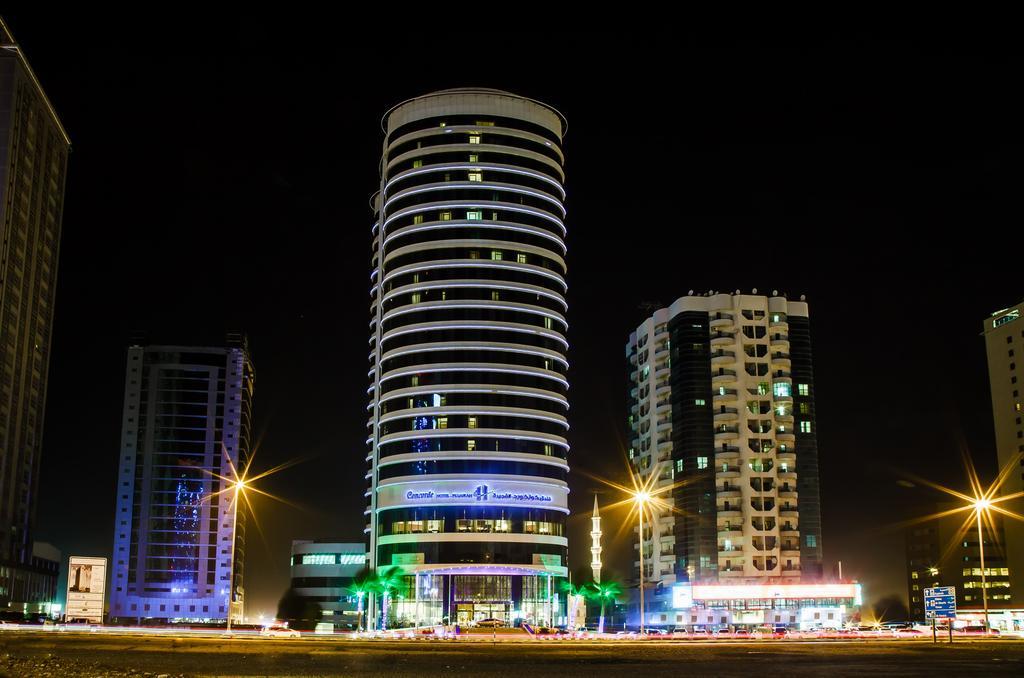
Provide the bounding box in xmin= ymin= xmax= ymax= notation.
xmin=5 ymin=15 xmax=1020 ymax=616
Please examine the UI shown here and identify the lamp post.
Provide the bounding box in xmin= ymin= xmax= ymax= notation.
xmin=225 ymin=478 xmax=245 ymax=634
xmin=973 ymin=498 xmax=991 ymax=631
xmin=635 ymin=490 xmax=651 ymax=635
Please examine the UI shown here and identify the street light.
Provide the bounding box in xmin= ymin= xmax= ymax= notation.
xmin=972 ymin=497 xmax=992 ymax=631
xmin=225 ymin=477 xmax=246 ymax=634
xmin=634 ymin=490 xmax=652 ymax=635
xmin=900 ymin=449 xmax=1024 ymax=634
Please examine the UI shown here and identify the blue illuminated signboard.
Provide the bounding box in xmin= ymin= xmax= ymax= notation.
xmin=924 ymin=586 xmax=956 ymax=620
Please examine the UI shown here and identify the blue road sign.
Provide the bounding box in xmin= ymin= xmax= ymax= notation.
xmin=924 ymin=586 xmax=956 ymax=620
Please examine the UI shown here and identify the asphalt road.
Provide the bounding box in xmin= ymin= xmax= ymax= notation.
xmin=3 ymin=632 xmax=1024 ymax=677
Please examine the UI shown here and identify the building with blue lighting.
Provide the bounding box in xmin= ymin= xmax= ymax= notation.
xmin=109 ymin=335 xmax=253 ymax=624
xmin=365 ymin=89 xmax=569 ymax=627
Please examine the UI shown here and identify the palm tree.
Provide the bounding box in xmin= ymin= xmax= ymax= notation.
xmin=371 ymin=565 xmax=405 ymax=630
xmin=343 ymin=568 xmax=375 ymax=632
xmin=560 ymin=580 xmax=588 ymax=630
xmin=586 ymin=580 xmax=622 ymax=634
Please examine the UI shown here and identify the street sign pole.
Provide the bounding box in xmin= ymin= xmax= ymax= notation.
xmin=932 ymin=618 xmax=936 ymax=644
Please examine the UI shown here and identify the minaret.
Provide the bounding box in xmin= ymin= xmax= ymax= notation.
xmin=591 ymin=495 xmax=603 ymax=583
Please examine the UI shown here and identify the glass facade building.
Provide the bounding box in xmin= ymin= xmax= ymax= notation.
xmin=109 ymin=337 xmax=253 ymax=624
xmin=366 ymin=89 xmax=569 ymax=627
xmin=0 ymin=19 xmax=69 ymax=613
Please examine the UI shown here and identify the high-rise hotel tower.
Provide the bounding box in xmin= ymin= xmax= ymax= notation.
xmin=626 ymin=292 xmax=823 ymax=614
xmin=366 ymin=89 xmax=569 ymax=627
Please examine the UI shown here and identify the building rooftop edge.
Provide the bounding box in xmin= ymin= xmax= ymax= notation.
xmin=0 ymin=17 xmax=71 ymax=146
xmin=381 ymin=88 xmax=567 ymax=136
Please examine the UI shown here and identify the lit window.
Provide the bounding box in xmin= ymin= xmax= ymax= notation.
xmin=440 ymin=211 xmax=452 ymax=221
xmin=491 ymin=291 xmax=500 ymax=301
xmin=467 ymin=439 xmax=476 ymax=451
xmin=468 ymin=172 xmax=482 ymax=182
xmin=410 ymin=376 xmax=419 ymax=387
xmin=544 ymin=317 xmax=553 ymax=330
xmin=468 ymin=417 xmax=478 ymax=429
xmin=437 ymin=417 xmax=448 ymax=429
xmin=697 ymin=456 xmax=708 ymax=470
xmin=467 ymin=210 xmax=483 ymax=220
xmin=517 ymin=253 xmax=527 ymax=264
xmin=798 ymin=384 xmax=809 ymax=396
xmin=412 ymin=159 xmax=423 ymax=168
xmin=694 ymin=399 xmax=706 ymax=406
xmin=773 ymin=382 xmax=791 ymax=398
xmin=490 ymin=250 xmax=503 ymax=261
xmin=544 ymin=444 xmax=553 ymax=455
xmin=911 ymin=572 xmax=919 ymax=579
xmin=799 ymin=403 xmax=810 ymax=414
xmin=469 ymin=133 xmax=481 ymax=144
xmin=758 ymin=383 xmax=770 ymax=396
xmin=800 ymin=421 xmax=812 ymax=433
xmin=469 ymin=154 xmax=479 ymax=162
xmin=676 ymin=459 xmax=684 ymax=473
xmin=806 ymin=534 xmax=817 ymax=547
xmin=475 ymin=120 xmax=494 ymax=127
xmin=413 ymin=214 xmax=424 ymax=225
xmin=301 ymin=554 xmax=336 ymax=565
xmin=410 ymin=293 xmax=421 ymax=304
xmin=426 ymin=520 xmax=442 ymax=533
xmin=469 ymin=250 xmax=480 ymax=259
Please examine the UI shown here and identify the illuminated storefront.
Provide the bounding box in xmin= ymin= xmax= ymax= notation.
xmin=649 ymin=582 xmax=863 ymax=630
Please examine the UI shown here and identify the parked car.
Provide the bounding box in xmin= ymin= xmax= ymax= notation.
xmin=261 ymin=624 xmax=300 ymax=638
xmin=476 ymin=618 xmax=505 ymax=628
xmin=733 ymin=628 xmax=752 ymax=638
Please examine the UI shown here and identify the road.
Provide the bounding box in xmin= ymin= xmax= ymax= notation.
xmin=2 ymin=631 xmax=1024 ymax=676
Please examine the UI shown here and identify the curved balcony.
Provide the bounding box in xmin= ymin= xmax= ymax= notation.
xmin=780 ymin=525 xmax=799 ymax=536
xmin=717 ymin=508 xmax=741 ymax=519
xmin=779 ymin=508 xmax=800 ymax=518
xmin=716 ymin=465 xmax=741 ymax=479
xmin=777 ymin=470 xmax=797 ymax=481
xmin=710 ymin=315 xmax=735 ymax=330
xmin=714 ymin=408 xmax=739 ymax=423
xmin=718 ymin=488 xmax=741 ymax=500
xmin=780 ymin=545 xmax=801 ymax=556
xmin=710 ymin=333 xmax=735 ymax=348
xmin=717 ymin=528 xmax=743 ymax=539
xmin=782 ymin=565 xmax=802 ymax=576
xmin=778 ymin=487 xmax=798 ymax=500
xmin=714 ymin=427 xmax=740 ymax=442
xmin=713 ymin=389 xmax=739 ymax=403
xmin=712 ymin=370 xmax=738 ymax=385
xmin=715 ymin=446 xmax=741 ymax=461
xmin=770 ymin=353 xmax=791 ymax=368
xmin=769 ymin=319 xmax=788 ymax=330
xmin=711 ymin=350 xmax=737 ymax=366
xmin=777 ymin=451 xmax=796 ymax=465
xmin=775 ymin=429 xmax=796 ymax=443
xmin=770 ymin=334 xmax=790 ymax=350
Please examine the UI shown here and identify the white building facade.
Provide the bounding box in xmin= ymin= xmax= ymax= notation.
xmin=626 ymin=291 xmax=825 ymax=628
xmin=365 ymin=89 xmax=569 ymax=627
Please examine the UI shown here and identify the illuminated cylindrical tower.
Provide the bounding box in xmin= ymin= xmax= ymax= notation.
xmin=366 ymin=89 xmax=569 ymax=627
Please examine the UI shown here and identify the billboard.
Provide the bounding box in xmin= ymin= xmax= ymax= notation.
xmin=65 ymin=556 xmax=107 ymax=623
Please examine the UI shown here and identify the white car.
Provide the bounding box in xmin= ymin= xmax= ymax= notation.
xmin=261 ymin=625 xmax=300 ymax=638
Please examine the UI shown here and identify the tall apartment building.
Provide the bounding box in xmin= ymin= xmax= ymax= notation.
xmin=982 ymin=302 xmax=1024 ymax=602
xmin=906 ymin=504 xmax=1014 ymax=627
xmin=626 ymin=291 xmax=823 ymax=618
xmin=365 ymin=89 xmax=569 ymax=627
xmin=0 ymin=18 xmax=70 ymax=612
xmin=109 ymin=336 xmax=253 ymax=624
